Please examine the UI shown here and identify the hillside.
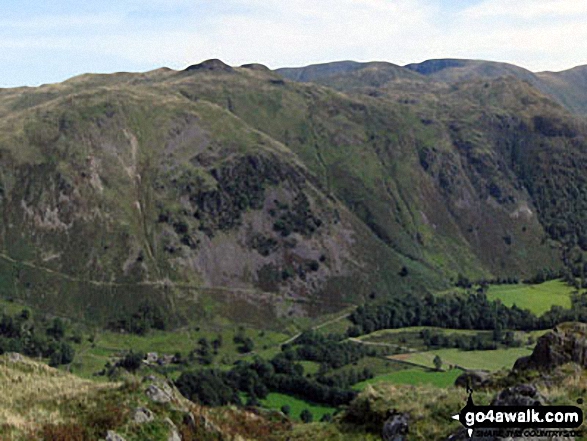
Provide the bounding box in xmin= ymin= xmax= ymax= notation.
xmin=0 ymin=59 xmax=586 ymax=325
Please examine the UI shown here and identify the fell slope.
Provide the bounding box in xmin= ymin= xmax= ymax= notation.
xmin=1 ymin=59 xmax=586 ymax=324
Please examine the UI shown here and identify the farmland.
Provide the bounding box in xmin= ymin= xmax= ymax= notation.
xmin=486 ymin=279 xmax=575 ymax=315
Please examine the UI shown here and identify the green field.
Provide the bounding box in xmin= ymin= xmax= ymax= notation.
xmin=353 ymin=368 xmax=462 ymax=390
xmin=71 ymin=327 xmax=290 ymax=378
xmin=394 ymin=347 xmax=532 ymax=371
xmin=487 ymin=280 xmax=574 ymax=315
xmin=261 ymin=393 xmax=336 ymax=421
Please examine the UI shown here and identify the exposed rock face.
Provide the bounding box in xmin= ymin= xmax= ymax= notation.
xmin=514 ymin=323 xmax=587 ymax=371
xmin=454 ymin=370 xmax=492 ymax=389
xmin=382 ymin=411 xmax=409 ymax=441
xmin=146 ymin=383 xmax=173 ymax=404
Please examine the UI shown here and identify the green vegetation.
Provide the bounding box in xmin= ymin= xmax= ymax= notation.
xmin=397 ymin=347 xmax=532 ymax=371
xmin=487 ymin=279 xmax=574 ymax=315
xmin=261 ymin=393 xmax=335 ymax=422
xmin=353 ymin=368 xmax=461 ymax=390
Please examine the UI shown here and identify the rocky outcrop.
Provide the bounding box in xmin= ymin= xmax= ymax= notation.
xmin=146 ymin=383 xmax=173 ymax=404
xmin=454 ymin=370 xmax=492 ymax=389
xmin=131 ymin=407 xmax=154 ymax=424
xmin=106 ymin=431 xmax=126 ymax=441
xmin=514 ymin=322 xmax=587 ymax=371
xmin=382 ymin=411 xmax=409 ymax=441
xmin=490 ymin=384 xmax=546 ymax=407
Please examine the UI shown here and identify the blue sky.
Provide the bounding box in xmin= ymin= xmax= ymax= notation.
xmin=1 ymin=0 xmax=586 ymax=87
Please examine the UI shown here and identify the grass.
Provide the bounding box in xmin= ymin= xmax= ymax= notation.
xmin=71 ymin=326 xmax=290 ymax=378
xmin=353 ymin=368 xmax=462 ymax=390
xmin=486 ymin=279 xmax=575 ymax=315
xmin=260 ymin=393 xmax=336 ymax=422
xmin=0 ymin=354 xmax=118 ymax=434
xmin=394 ymin=347 xmax=532 ymax=371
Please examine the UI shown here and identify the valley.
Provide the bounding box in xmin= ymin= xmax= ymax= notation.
xmin=1 ymin=57 xmax=587 ymax=439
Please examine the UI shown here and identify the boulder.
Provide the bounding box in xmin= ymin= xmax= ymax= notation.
xmin=382 ymin=411 xmax=409 ymax=441
xmin=454 ymin=370 xmax=491 ymax=389
xmin=146 ymin=384 xmax=173 ymax=404
xmin=105 ymin=431 xmax=126 ymax=441
xmin=7 ymin=352 xmax=24 ymax=363
xmin=490 ymin=384 xmax=546 ymax=407
xmin=514 ymin=323 xmax=587 ymax=371
xmin=132 ymin=407 xmax=154 ymax=424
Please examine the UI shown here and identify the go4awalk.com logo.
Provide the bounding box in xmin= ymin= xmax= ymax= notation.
xmin=451 ymin=389 xmax=583 ymax=438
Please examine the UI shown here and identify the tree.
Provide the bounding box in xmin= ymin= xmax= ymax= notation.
xmin=300 ymin=409 xmax=313 ymax=423
xmin=212 ymin=335 xmax=223 ymax=353
xmin=320 ymin=413 xmax=333 ymax=422
xmin=47 ymin=318 xmax=65 ymax=340
xmin=492 ymin=323 xmax=503 ymax=342
xmin=433 ymin=355 xmax=443 ymax=371
xmin=118 ymin=351 xmax=144 ymax=372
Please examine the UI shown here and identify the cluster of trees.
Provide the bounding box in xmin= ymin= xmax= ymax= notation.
xmin=349 ymin=289 xmax=587 ymax=338
xmin=316 ymin=367 xmax=374 ymax=389
xmin=0 ymin=311 xmax=75 ymax=366
xmin=107 ymin=302 xmax=168 ymax=335
xmin=349 ymin=292 xmax=537 ymax=335
xmin=270 ymin=194 xmax=322 ymax=238
xmin=233 ymin=328 xmax=255 ymax=353
xmin=419 ymin=329 xmax=521 ymax=351
xmin=456 ymin=269 xmax=561 ymax=290
xmin=175 ymin=355 xmax=357 ymax=408
xmin=285 ymin=331 xmax=372 ymax=369
xmin=175 ymin=330 xmax=375 ymax=407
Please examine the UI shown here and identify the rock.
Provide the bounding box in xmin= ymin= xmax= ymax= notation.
xmin=185 ymin=59 xmax=234 ymax=73
xmin=132 ymin=407 xmax=154 ymax=424
xmin=514 ymin=322 xmax=587 ymax=371
xmin=168 ymin=429 xmax=181 ymax=441
xmin=183 ymin=412 xmax=197 ymax=430
xmin=382 ymin=411 xmax=409 ymax=441
xmin=145 ymin=352 xmax=158 ymax=363
xmin=105 ymin=431 xmax=126 ymax=441
xmin=164 ymin=417 xmax=181 ymax=441
xmin=490 ymin=384 xmax=546 ymax=407
xmin=146 ymin=384 xmax=173 ymax=403
xmin=7 ymin=352 xmax=24 ymax=363
xmin=454 ymin=370 xmax=491 ymax=389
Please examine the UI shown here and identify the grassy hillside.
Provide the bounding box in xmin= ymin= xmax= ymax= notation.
xmin=1 ymin=59 xmax=587 ymax=324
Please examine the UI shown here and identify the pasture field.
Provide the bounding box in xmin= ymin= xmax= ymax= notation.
xmin=392 ymin=347 xmax=532 ymax=371
xmin=353 ymin=368 xmax=462 ymax=390
xmin=486 ymin=279 xmax=574 ymax=315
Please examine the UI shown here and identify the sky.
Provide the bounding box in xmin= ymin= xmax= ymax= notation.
xmin=1 ymin=0 xmax=586 ymax=87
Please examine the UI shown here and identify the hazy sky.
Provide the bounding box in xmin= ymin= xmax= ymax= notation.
xmin=1 ymin=0 xmax=586 ymax=87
